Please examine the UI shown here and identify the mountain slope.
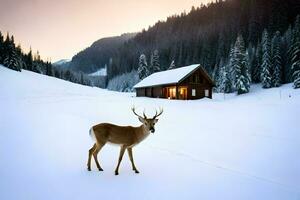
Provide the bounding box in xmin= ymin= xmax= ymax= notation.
xmin=53 ymin=59 xmax=71 ymax=68
xmin=1 ymin=65 xmax=300 ymax=200
xmin=69 ymin=33 xmax=136 ymax=73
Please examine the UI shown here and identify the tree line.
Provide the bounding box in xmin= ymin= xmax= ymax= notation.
xmin=137 ymin=15 xmax=300 ymax=94
xmin=60 ymin=0 xmax=300 ymax=93
xmin=103 ymin=0 xmax=299 ymax=87
xmin=0 ymin=31 xmax=95 ymax=87
xmin=212 ymin=15 xmax=300 ymax=93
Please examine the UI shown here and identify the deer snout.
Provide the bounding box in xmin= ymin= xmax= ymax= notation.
xmin=150 ymin=127 xmax=155 ymax=133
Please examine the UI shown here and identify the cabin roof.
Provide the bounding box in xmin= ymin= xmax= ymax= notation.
xmin=134 ymin=64 xmax=213 ymax=88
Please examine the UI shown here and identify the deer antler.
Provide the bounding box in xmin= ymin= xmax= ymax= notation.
xmin=132 ymin=106 xmax=145 ymax=119
xmin=143 ymin=109 xmax=147 ymax=119
xmin=153 ymin=107 xmax=163 ymax=119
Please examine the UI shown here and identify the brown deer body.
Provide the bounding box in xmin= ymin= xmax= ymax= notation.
xmin=87 ymin=107 xmax=163 ymax=175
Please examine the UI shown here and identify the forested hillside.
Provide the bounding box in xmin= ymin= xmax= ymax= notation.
xmin=69 ymin=33 xmax=136 ymax=73
xmin=69 ymin=0 xmax=300 ymax=92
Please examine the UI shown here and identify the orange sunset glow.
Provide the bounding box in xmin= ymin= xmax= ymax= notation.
xmin=0 ymin=0 xmax=212 ymax=61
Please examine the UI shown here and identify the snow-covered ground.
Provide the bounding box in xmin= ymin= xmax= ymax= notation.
xmin=0 ymin=66 xmax=300 ymax=200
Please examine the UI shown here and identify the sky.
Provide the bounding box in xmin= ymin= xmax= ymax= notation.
xmin=0 ymin=0 xmax=211 ymax=62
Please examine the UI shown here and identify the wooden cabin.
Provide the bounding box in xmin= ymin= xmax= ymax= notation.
xmin=134 ymin=64 xmax=214 ymax=100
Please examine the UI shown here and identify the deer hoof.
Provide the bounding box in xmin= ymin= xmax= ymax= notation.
xmin=135 ymin=170 xmax=140 ymax=174
xmin=115 ymin=171 xmax=119 ymax=175
xmin=98 ymin=168 xmax=104 ymax=171
xmin=87 ymin=167 xmax=91 ymax=171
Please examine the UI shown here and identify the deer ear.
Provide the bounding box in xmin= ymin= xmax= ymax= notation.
xmin=154 ymin=119 xmax=158 ymax=123
xmin=138 ymin=117 xmax=144 ymax=123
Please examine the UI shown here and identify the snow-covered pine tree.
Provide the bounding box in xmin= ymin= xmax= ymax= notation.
xmin=282 ymin=25 xmax=293 ymax=83
xmin=138 ymin=54 xmax=149 ymax=80
xmin=3 ymin=36 xmax=21 ymax=72
xmin=150 ymin=50 xmax=160 ymax=73
xmin=221 ymin=64 xmax=233 ymax=93
xmin=228 ymin=44 xmax=236 ymax=91
xmin=216 ymin=59 xmax=225 ymax=92
xmin=261 ymin=29 xmax=272 ymax=88
xmin=246 ymin=50 xmax=252 ymax=83
xmin=218 ymin=58 xmax=232 ymax=93
xmin=291 ymin=15 xmax=300 ymax=89
xmin=169 ymin=60 xmax=176 ymax=70
xmin=234 ymin=34 xmax=251 ymax=95
xmin=271 ymin=31 xmax=282 ymax=87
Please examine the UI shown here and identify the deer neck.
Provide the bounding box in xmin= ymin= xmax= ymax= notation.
xmin=136 ymin=125 xmax=150 ymax=142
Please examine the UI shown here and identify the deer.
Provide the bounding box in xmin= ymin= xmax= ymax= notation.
xmin=87 ymin=107 xmax=163 ymax=175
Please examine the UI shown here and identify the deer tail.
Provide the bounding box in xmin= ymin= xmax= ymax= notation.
xmin=89 ymin=127 xmax=95 ymax=141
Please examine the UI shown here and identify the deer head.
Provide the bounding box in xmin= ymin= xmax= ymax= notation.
xmin=132 ymin=107 xmax=163 ymax=133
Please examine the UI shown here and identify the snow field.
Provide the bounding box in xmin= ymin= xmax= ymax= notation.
xmin=0 ymin=66 xmax=300 ymax=200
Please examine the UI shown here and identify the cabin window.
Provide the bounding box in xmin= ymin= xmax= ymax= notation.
xmin=205 ymin=89 xmax=209 ymax=97
xmin=192 ymin=89 xmax=196 ymax=97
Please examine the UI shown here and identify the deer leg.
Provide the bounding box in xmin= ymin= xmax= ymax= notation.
xmin=93 ymin=142 xmax=105 ymax=171
xmin=127 ymin=147 xmax=139 ymax=173
xmin=115 ymin=146 xmax=126 ymax=175
xmin=87 ymin=143 xmax=96 ymax=171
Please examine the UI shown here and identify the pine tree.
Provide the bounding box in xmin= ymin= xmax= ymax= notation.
xmin=3 ymin=35 xmax=21 ymax=71
xmin=220 ymin=64 xmax=233 ymax=93
xmin=247 ymin=43 xmax=255 ymax=74
xmin=216 ymin=59 xmax=225 ymax=92
xmin=234 ymin=35 xmax=251 ymax=95
xmin=291 ymin=15 xmax=300 ymax=88
xmin=228 ymin=44 xmax=236 ymax=91
xmin=45 ymin=61 xmax=53 ymax=76
xmin=26 ymin=48 xmax=33 ymax=71
xmin=150 ymin=50 xmax=160 ymax=73
xmin=80 ymin=73 xmax=84 ymax=84
xmin=15 ymin=44 xmax=26 ymax=70
xmin=252 ymin=42 xmax=262 ymax=83
xmin=282 ymin=25 xmax=293 ymax=83
xmin=271 ymin=31 xmax=282 ymax=87
xmin=169 ymin=60 xmax=176 ymax=70
xmin=218 ymin=60 xmax=232 ymax=93
xmin=32 ymin=51 xmax=42 ymax=73
xmin=261 ymin=29 xmax=272 ymax=88
xmin=138 ymin=54 xmax=149 ymax=80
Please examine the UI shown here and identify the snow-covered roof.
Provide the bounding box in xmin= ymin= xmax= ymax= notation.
xmin=134 ymin=64 xmax=201 ymax=88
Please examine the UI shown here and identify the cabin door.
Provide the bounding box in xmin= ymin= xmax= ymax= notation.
xmin=165 ymin=87 xmax=176 ymax=99
xmin=179 ymin=87 xmax=187 ymax=100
